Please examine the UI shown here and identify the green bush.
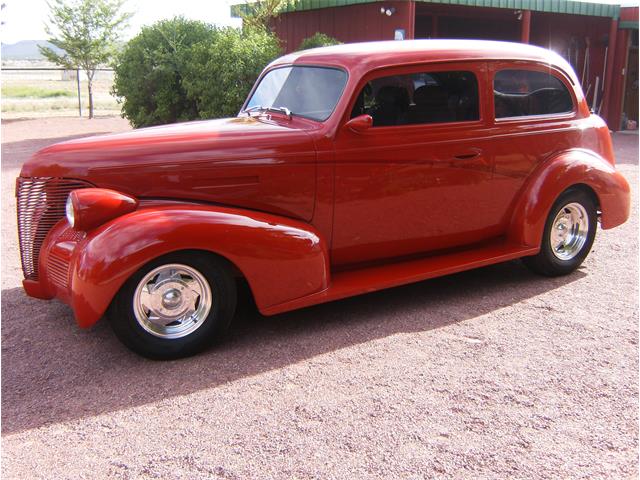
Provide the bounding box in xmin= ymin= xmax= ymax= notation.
xmin=112 ymin=17 xmax=213 ymax=127
xmin=182 ymin=27 xmax=281 ymax=119
xmin=112 ymin=18 xmax=281 ymax=127
xmin=297 ymin=32 xmax=341 ymax=51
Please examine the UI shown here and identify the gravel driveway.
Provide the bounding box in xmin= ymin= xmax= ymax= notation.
xmin=2 ymin=118 xmax=638 ymax=479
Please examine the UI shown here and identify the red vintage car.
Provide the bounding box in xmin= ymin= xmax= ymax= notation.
xmin=17 ymin=40 xmax=630 ymax=359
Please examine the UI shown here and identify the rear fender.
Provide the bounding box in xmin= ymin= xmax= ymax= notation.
xmin=70 ymin=205 xmax=329 ymax=328
xmin=507 ymin=148 xmax=630 ymax=248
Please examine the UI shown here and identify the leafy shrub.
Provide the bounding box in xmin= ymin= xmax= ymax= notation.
xmin=182 ymin=27 xmax=281 ymax=119
xmin=297 ymin=32 xmax=341 ymax=51
xmin=113 ymin=18 xmax=281 ymax=127
xmin=112 ymin=17 xmax=213 ymax=127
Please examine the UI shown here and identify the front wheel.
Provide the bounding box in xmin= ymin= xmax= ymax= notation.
xmin=522 ymin=188 xmax=597 ymax=277
xmin=108 ymin=252 xmax=237 ymax=360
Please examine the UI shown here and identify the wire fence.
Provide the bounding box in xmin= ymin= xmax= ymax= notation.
xmin=1 ymin=67 xmax=120 ymax=118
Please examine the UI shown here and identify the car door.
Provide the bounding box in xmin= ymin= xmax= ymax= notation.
xmin=331 ymin=62 xmax=503 ymax=267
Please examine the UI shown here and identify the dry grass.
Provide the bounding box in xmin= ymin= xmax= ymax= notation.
xmin=2 ymin=85 xmax=74 ymax=98
xmin=1 ymin=73 xmax=120 ymax=118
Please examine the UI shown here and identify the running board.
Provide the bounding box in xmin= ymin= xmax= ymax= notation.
xmin=261 ymin=241 xmax=539 ymax=316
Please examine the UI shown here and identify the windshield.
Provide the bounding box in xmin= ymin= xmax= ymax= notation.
xmin=245 ymin=66 xmax=348 ymax=122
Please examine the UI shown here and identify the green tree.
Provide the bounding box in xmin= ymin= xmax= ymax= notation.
xmin=112 ymin=17 xmax=213 ymax=127
xmin=238 ymin=0 xmax=286 ymax=32
xmin=40 ymin=0 xmax=131 ymax=118
xmin=182 ymin=27 xmax=281 ymax=119
xmin=298 ymin=32 xmax=342 ymax=51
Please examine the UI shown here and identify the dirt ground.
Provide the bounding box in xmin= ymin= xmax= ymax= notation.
xmin=1 ymin=117 xmax=638 ymax=479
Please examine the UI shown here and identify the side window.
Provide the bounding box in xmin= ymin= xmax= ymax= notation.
xmin=494 ymin=69 xmax=574 ymax=118
xmin=350 ymin=70 xmax=479 ymax=127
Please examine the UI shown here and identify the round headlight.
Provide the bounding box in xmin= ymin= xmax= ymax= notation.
xmin=67 ymin=188 xmax=138 ymax=231
xmin=65 ymin=194 xmax=75 ymax=227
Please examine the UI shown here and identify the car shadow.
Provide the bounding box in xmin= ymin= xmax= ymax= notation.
xmin=1 ymin=259 xmax=586 ymax=434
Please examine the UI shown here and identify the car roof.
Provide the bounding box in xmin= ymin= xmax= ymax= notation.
xmin=270 ymin=39 xmax=577 ymax=82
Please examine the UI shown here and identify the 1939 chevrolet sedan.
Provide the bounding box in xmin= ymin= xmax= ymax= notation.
xmin=17 ymin=40 xmax=630 ymax=359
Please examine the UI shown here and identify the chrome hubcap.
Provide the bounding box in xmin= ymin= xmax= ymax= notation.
xmin=133 ymin=264 xmax=212 ymax=339
xmin=550 ymin=202 xmax=589 ymax=261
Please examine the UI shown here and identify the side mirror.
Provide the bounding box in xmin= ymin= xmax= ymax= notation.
xmin=344 ymin=114 xmax=373 ymax=133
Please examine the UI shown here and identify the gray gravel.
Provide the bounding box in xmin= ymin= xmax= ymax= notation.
xmin=2 ymin=118 xmax=638 ymax=479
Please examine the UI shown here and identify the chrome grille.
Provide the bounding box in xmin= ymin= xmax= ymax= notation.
xmin=16 ymin=177 xmax=92 ymax=280
xmin=47 ymin=250 xmax=71 ymax=289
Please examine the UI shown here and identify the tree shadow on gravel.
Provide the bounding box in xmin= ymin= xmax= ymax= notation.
xmin=1 ymin=134 xmax=117 ymax=170
xmin=1 ymin=259 xmax=586 ymax=434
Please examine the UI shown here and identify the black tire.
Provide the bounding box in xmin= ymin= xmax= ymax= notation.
xmin=108 ymin=251 xmax=237 ymax=360
xmin=522 ymin=188 xmax=597 ymax=277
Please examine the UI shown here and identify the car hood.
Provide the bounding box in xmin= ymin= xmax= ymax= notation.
xmin=20 ymin=116 xmax=317 ymax=179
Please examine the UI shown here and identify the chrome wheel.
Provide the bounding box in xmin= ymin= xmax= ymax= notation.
xmin=550 ymin=202 xmax=589 ymax=261
xmin=133 ymin=263 xmax=212 ymax=339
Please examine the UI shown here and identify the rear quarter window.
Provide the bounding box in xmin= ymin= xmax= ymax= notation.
xmin=494 ymin=69 xmax=574 ymax=119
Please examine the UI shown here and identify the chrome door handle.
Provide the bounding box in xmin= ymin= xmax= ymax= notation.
xmin=453 ymin=152 xmax=480 ymax=160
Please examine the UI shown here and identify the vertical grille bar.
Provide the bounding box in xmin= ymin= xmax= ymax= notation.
xmin=16 ymin=177 xmax=92 ymax=280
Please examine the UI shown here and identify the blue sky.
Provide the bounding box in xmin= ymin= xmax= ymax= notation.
xmin=1 ymin=0 xmax=242 ymax=44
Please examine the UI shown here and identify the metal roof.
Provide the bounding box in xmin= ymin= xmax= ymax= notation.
xmin=231 ymin=0 xmax=621 ymax=19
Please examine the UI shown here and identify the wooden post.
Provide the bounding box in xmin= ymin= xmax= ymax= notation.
xmin=520 ymin=10 xmax=531 ymax=44
xmin=407 ymin=0 xmax=416 ymax=39
xmin=601 ymin=17 xmax=618 ymax=121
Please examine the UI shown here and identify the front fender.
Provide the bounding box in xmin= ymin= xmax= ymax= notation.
xmin=70 ymin=205 xmax=330 ymax=328
xmin=507 ymin=149 xmax=630 ymax=248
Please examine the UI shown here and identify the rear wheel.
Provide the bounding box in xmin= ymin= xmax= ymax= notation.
xmin=522 ymin=188 xmax=597 ymax=277
xmin=108 ymin=252 xmax=236 ymax=359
